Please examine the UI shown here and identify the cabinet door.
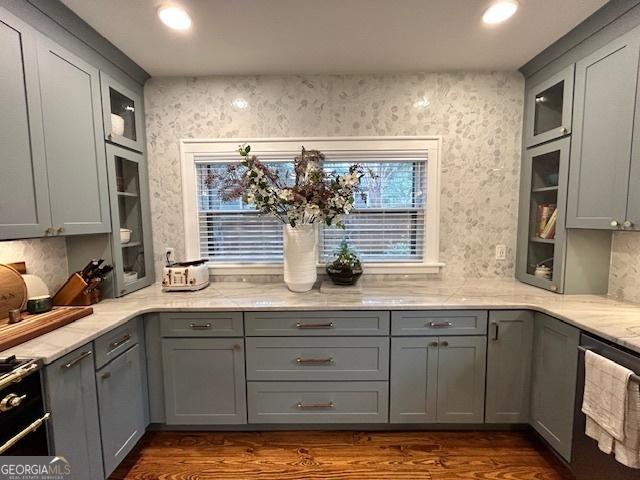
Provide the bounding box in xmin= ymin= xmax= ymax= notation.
xmin=46 ymin=348 xmax=103 ymax=480
xmin=436 ymin=336 xmax=486 ymax=423
xmin=0 ymin=9 xmax=51 ymax=239
xmin=524 ymin=64 xmax=574 ymax=148
xmin=36 ymin=37 xmax=110 ymax=235
xmin=486 ymin=311 xmax=534 ymax=423
xmin=389 ymin=337 xmax=438 ymax=423
xmin=96 ymin=344 xmax=146 ymax=477
xmin=101 ymin=72 xmax=145 ymax=152
xmin=162 ymin=338 xmax=247 ymax=425
xmin=530 ymin=313 xmax=579 ymax=462
xmin=567 ymin=28 xmax=640 ymax=229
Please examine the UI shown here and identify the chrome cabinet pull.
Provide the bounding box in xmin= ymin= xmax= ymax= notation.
xmin=491 ymin=322 xmax=500 ymax=341
xmin=0 ymin=363 xmax=38 ymax=390
xmin=190 ymin=322 xmax=212 ymax=330
xmin=623 ymin=220 xmax=634 ymax=228
xmin=428 ymin=321 xmax=453 ymax=328
xmin=296 ymin=401 xmax=334 ymax=409
xmin=429 ymin=341 xmax=438 ymax=347
xmin=440 ymin=341 xmax=449 ymax=347
xmin=611 ymin=220 xmax=620 ymax=228
xmin=101 ymin=371 xmax=112 ymax=380
xmin=0 ymin=393 xmax=27 ymax=413
xmin=296 ymin=357 xmax=334 ymax=365
xmin=108 ymin=334 xmax=131 ymax=352
xmin=296 ymin=321 xmax=334 ymax=329
xmin=560 ymin=126 xmax=568 ymax=135
xmin=62 ymin=351 xmax=92 ymax=370
xmin=0 ymin=413 xmax=50 ymax=455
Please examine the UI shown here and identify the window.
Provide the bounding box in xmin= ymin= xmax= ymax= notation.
xmin=182 ymin=137 xmax=442 ymax=274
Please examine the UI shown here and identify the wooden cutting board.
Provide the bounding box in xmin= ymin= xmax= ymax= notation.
xmin=0 ymin=264 xmax=27 ymax=320
xmin=0 ymin=306 xmax=93 ymax=351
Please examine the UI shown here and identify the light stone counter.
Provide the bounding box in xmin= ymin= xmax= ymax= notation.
xmin=3 ymin=278 xmax=640 ymax=363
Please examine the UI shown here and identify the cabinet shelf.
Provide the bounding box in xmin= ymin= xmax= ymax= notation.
xmin=530 ymin=237 xmax=555 ymax=244
xmin=121 ymin=241 xmax=141 ymax=249
xmin=532 ymin=186 xmax=559 ymax=193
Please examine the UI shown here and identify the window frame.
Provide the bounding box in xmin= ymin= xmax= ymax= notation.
xmin=181 ymin=136 xmax=443 ymax=275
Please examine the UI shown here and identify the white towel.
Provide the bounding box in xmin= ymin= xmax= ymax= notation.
xmin=582 ymin=350 xmax=640 ymax=469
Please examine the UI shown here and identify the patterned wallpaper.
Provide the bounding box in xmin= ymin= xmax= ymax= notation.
xmin=609 ymin=232 xmax=640 ymax=304
xmin=0 ymin=238 xmax=68 ymax=293
xmin=144 ymin=72 xmax=525 ymax=279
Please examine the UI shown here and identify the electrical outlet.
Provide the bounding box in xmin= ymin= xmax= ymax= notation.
xmin=164 ymin=247 xmax=175 ymax=265
xmin=495 ymin=244 xmax=507 ymax=261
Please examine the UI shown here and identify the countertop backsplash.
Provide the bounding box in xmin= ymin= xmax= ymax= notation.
xmin=609 ymin=231 xmax=640 ymax=304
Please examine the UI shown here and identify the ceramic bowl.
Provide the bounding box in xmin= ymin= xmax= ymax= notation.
xmin=120 ymin=228 xmax=132 ymax=244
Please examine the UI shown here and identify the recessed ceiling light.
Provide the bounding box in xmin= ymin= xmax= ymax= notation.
xmin=157 ymin=5 xmax=192 ymax=31
xmin=482 ymin=0 xmax=519 ymax=25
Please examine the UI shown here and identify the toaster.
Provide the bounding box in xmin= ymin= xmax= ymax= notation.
xmin=162 ymin=259 xmax=210 ymax=292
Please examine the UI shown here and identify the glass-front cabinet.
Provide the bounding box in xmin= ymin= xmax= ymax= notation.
xmin=525 ymin=65 xmax=574 ymax=148
xmin=100 ymin=72 xmax=145 ymax=152
xmin=106 ymin=144 xmax=154 ymax=296
xmin=516 ymin=138 xmax=570 ymax=292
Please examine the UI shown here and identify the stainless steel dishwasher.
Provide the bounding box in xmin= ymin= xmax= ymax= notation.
xmin=571 ymin=334 xmax=640 ymax=479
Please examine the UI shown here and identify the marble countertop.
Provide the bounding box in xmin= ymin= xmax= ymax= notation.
xmin=3 ymin=278 xmax=640 ymax=363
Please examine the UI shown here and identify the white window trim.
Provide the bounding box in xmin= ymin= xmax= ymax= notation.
xmin=181 ymin=136 xmax=444 ymax=275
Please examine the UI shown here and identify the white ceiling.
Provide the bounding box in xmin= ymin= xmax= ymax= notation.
xmin=61 ymin=0 xmax=609 ymax=77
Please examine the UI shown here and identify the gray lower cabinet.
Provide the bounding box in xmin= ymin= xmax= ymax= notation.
xmin=46 ymin=347 xmax=103 ymax=480
xmin=36 ymin=36 xmax=110 ymax=235
xmin=390 ymin=336 xmax=486 ymax=424
xmin=485 ymin=311 xmax=534 ymax=423
xmin=96 ymin=344 xmax=146 ymax=477
xmin=0 ymin=8 xmax=50 ymax=240
xmin=530 ymin=313 xmax=580 ymax=462
xmin=162 ymin=338 xmax=247 ymax=425
xmin=567 ymin=25 xmax=640 ymax=230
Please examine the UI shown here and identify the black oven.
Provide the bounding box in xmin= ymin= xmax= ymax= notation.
xmin=0 ymin=357 xmax=50 ymax=456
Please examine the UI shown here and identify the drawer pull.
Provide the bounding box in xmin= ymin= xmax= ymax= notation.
xmin=190 ymin=322 xmax=212 ymax=330
xmin=296 ymin=401 xmax=334 ymax=409
xmin=62 ymin=350 xmax=92 ymax=369
xmin=296 ymin=321 xmax=334 ymax=329
xmin=108 ymin=333 xmax=131 ymax=352
xmin=296 ymin=357 xmax=334 ymax=365
xmin=428 ymin=321 xmax=453 ymax=328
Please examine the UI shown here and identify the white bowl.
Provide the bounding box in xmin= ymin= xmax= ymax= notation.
xmin=120 ymin=228 xmax=132 ymax=244
xmin=111 ymin=113 xmax=125 ymax=137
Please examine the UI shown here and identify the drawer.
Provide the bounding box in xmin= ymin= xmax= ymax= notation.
xmin=94 ymin=318 xmax=140 ymax=369
xmin=246 ymin=337 xmax=389 ymax=381
xmin=160 ymin=312 xmax=243 ymax=337
xmin=392 ymin=310 xmax=488 ymax=336
xmin=245 ymin=311 xmax=389 ymax=336
xmin=247 ymin=381 xmax=388 ymax=424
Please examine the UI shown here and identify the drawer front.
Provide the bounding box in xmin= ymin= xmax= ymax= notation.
xmin=246 ymin=337 xmax=389 ymax=381
xmin=392 ymin=310 xmax=488 ymax=336
xmin=245 ymin=311 xmax=390 ymax=336
xmin=94 ymin=318 xmax=140 ymax=369
xmin=160 ymin=312 xmax=243 ymax=337
xmin=247 ymin=381 xmax=388 ymax=424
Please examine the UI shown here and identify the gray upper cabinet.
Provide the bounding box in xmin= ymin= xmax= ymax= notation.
xmin=0 ymin=8 xmax=51 ymax=240
xmin=567 ymin=26 xmax=640 ymax=230
xmin=485 ymin=311 xmax=534 ymax=423
xmin=101 ymin=72 xmax=145 ymax=152
xmin=530 ymin=313 xmax=579 ymax=462
xmin=525 ymin=64 xmax=574 ymax=148
xmin=162 ymin=338 xmax=247 ymax=425
xmin=36 ymin=36 xmax=110 ymax=235
xmin=45 ymin=347 xmax=104 ymax=480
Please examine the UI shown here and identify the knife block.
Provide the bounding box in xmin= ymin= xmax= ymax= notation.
xmin=53 ymin=273 xmax=102 ymax=306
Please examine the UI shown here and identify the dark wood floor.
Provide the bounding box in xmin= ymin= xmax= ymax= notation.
xmin=109 ymin=430 xmax=573 ymax=479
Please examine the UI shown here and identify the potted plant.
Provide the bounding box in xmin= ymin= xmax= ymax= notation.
xmin=326 ymin=239 xmax=363 ymax=286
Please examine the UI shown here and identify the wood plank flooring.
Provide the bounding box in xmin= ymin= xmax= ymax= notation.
xmin=109 ymin=430 xmax=573 ymax=480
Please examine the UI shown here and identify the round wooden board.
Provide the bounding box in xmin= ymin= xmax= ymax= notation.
xmin=0 ymin=264 xmax=27 ymax=320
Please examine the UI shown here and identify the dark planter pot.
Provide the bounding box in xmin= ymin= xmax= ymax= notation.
xmin=326 ymin=264 xmax=363 ymax=286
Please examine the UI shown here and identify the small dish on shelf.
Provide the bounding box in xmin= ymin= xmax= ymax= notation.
xmin=120 ymin=228 xmax=132 ymax=244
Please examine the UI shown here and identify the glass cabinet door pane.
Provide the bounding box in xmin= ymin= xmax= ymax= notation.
xmin=533 ymin=81 xmax=564 ymax=136
xmin=109 ymin=88 xmax=137 ymax=142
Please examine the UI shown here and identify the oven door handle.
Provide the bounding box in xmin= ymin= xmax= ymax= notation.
xmin=0 ymin=412 xmax=50 ymax=455
xmin=0 ymin=363 xmax=38 ymax=390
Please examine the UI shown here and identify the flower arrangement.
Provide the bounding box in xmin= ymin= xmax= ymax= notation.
xmin=206 ymin=145 xmax=365 ymax=228
xmin=326 ymin=239 xmax=363 ymax=286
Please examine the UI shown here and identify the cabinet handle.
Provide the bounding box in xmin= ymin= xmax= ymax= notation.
xmin=440 ymin=341 xmax=449 ymax=347
xmin=0 ymin=393 xmax=27 ymax=413
xmin=0 ymin=412 xmax=50 ymax=455
xmin=62 ymin=350 xmax=92 ymax=369
xmin=45 ymin=227 xmax=54 ymax=235
xmin=56 ymin=227 xmax=65 ymax=234
xmin=296 ymin=356 xmax=334 ymax=365
xmin=491 ymin=322 xmax=500 ymax=341
xmin=101 ymin=371 xmax=111 ymax=380
xmin=296 ymin=322 xmax=334 ymax=329
xmin=107 ymin=133 xmax=113 ymax=140
xmin=428 ymin=321 xmax=452 ymax=328
xmin=560 ymin=126 xmax=568 ymax=135
xmin=610 ymin=220 xmax=620 ymax=228
xmin=549 ymin=284 xmax=558 ymax=292
xmin=624 ymin=220 xmax=633 ymax=228
xmin=189 ymin=322 xmax=212 ymax=330
xmin=296 ymin=401 xmax=334 ymax=409
xmin=108 ymin=334 xmax=131 ymax=352
xmin=429 ymin=341 xmax=438 ymax=347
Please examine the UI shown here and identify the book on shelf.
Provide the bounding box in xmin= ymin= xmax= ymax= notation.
xmin=539 ymin=208 xmax=557 ymax=239
xmin=536 ymin=203 xmax=557 ymax=239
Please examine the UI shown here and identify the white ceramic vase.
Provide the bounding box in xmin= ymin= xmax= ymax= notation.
xmin=283 ymin=224 xmax=317 ymax=292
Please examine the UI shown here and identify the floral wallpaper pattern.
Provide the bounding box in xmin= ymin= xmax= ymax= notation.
xmin=0 ymin=238 xmax=68 ymax=293
xmin=609 ymin=232 xmax=640 ymax=304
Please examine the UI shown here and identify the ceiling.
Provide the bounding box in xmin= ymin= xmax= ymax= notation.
xmin=61 ymin=0 xmax=609 ymax=77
